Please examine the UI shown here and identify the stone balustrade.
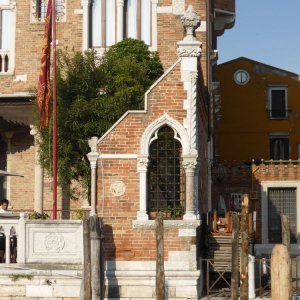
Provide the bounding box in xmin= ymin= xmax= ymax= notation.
xmin=0 ymin=213 xmax=83 ymax=265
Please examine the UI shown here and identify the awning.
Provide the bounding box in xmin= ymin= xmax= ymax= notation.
xmin=0 ymin=170 xmax=24 ymax=177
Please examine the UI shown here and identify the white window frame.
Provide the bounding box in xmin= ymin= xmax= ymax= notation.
xmin=30 ymin=0 xmax=67 ymax=23
xmin=0 ymin=0 xmax=15 ymax=75
xmin=268 ymin=86 xmax=288 ymax=119
xmin=261 ymin=181 xmax=300 ymax=244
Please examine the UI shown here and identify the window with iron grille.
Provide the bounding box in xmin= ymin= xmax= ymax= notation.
xmin=269 ymin=87 xmax=288 ymax=119
xmin=32 ymin=0 xmax=66 ymax=22
xmin=147 ymin=125 xmax=185 ymax=219
xmin=268 ymin=187 xmax=297 ymax=243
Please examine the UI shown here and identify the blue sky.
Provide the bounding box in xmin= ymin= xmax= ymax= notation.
xmin=218 ymin=0 xmax=300 ymax=74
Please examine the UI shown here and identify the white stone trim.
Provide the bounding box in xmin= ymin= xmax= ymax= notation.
xmin=150 ymin=0 xmax=158 ymax=51
xmin=99 ymin=153 xmax=137 ymax=159
xmin=140 ymin=113 xmax=190 ymax=156
xmin=81 ymin=0 xmax=90 ymax=51
xmin=260 ymin=180 xmax=300 ymax=244
xmin=157 ymin=6 xmax=172 ymax=13
xmin=132 ymin=219 xmax=200 ymax=229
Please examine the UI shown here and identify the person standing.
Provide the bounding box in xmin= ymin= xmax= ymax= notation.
xmin=0 ymin=199 xmax=9 ymax=213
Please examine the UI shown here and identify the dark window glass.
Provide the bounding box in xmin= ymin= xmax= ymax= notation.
xmin=270 ymin=89 xmax=286 ymax=118
xmin=147 ymin=126 xmax=185 ymax=219
xmin=270 ymin=137 xmax=289 ymax=160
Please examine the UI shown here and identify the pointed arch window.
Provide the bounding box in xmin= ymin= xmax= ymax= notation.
xmin=147 ymin=125 xmax=185 ymax=219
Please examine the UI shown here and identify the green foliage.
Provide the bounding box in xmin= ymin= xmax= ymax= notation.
xmin=28 ymin=211 xmax=50 ymax=219
xmin=10 ymin=274 xmax=33 ymax=282
xmin=37 ymin=39 xmax=164 ymax=199
xmin=74 ymin=208 xmax=84 ymax=220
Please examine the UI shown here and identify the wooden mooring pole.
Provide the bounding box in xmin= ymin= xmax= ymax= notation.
xmin=83 ymin=216 xmax=92 ymax=300
xmin=231 ymin=212 xmax=239 ymax=300
xmin=240 ymin=194 xmax=249 ymax=300
xmin=156 ymin=212 xmax=165 ymax=300
xmin=281 ymin=214 xmax=292 ymax=300
xmin=271 ymin=244 xmax=291 ymax=300
xmin=90 ymin=215 xmax=104 ymax=300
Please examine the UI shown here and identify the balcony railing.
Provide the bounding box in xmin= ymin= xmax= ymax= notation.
xmin=0 ymin=50 xmax=9 ymax=74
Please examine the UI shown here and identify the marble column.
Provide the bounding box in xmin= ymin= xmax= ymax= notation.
xmin=136 ymin=156 xmax=149 ymax=220
xmin=4 ymin=131 xmax=13 ymax=203
xmin=81 ymin=0 xmax=91 ymax=51
xmin=87 ymin=137 xmax=99 ymax=216
xmin=183 ymin=155 xmax=197 ymax=220
xmin=30 ymin=125 xmax=44 ymax=213
xmin=151 ymin=0 xmax=158 ymax=51
xmin=116 ymin=0 xmax=124 ymax=42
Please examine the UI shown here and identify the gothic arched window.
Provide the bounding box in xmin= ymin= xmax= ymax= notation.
xmin=147 ymin=125 xmax=185 ymax=219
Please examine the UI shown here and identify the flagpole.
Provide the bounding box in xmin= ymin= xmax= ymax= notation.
xmin=52 ymin=0 xmax=57 ymax=220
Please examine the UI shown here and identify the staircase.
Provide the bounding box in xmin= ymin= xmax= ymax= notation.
xmin=207 ymin=233 xmax=234 ymax=272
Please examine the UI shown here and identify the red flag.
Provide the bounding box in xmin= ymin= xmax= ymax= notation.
xmin=37 ymin=0 xmax=52 ymax=129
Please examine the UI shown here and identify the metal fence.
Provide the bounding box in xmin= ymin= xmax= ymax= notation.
xmin=203 ymin=256 xmax=300 ymax=299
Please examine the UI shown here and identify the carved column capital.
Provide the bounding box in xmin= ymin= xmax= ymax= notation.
xmin=182 ymin=155 xmax=198 ymax=173
xmin=137 ymin=156 xmax=149 ymax=172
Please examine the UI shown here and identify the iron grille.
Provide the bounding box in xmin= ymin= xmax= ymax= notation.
xmin=32 ymin=0 xmax=65 ymax=21
xmin=147 ymin=125 xmax=185 ymax=219
xmin=268 ymin=187 xmax=297 ymax=243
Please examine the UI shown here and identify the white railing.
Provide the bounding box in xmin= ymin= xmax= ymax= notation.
xmin=0 ymin=49 xmax=10 ymax=74
xmin=0 ymin=213 xmax=83 ymax=265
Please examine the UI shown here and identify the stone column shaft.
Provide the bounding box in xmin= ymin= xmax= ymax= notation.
xmin=87 ymin=137 xmax=99 ymax=216
xmin=30 ymin=125 xmax=44 ymax=213
xmin=183 ymin=156 xmax=197 ymax=220
xmin=116 ymin=0 xmax=124 ymax=42
xmin=137 ymin=156 xmax=149 ymax=220
xmin=82 ymin=0 xmax=91 ymax=51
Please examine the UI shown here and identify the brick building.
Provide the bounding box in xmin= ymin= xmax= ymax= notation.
xmin=84 ymin=1 xmax=236 ymax=298
xmin=214 ymin=57 xmax=300 ymax=256
xmin=1 ymin=0 xmax=235 ymax=297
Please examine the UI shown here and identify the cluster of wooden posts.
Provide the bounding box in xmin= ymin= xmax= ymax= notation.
xmin=231 ymin=194 xmax=293 ymax=300
xmin=81 ymin=212 xmax=165 ymax=300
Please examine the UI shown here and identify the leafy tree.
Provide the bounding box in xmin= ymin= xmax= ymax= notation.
xmin=38 ymin=39 xmax=164 ymax=200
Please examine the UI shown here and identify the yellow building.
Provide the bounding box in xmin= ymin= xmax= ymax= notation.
xmin=216 ymin=57 xmax=300 ymax=163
